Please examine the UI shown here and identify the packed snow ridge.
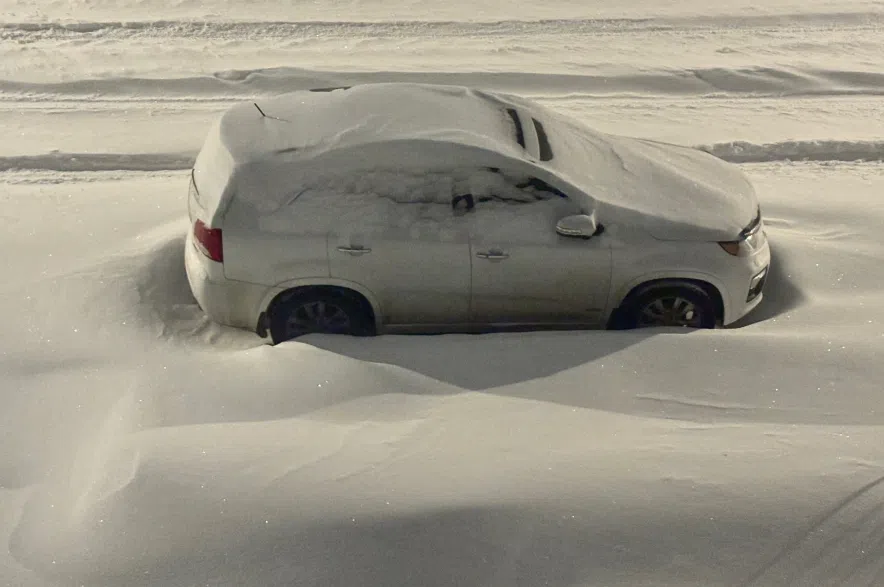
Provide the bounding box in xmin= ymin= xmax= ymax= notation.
xmin=4 ymin=67 xmax=884 ymax=99
xmin=4 ymin=139 xmax=882 ymax=172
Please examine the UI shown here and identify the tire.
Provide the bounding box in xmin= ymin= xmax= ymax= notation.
xmin=269 ymin=290 xmax=374 ymax=344
xmin=617 ymin=283 xmax=717 ymax=329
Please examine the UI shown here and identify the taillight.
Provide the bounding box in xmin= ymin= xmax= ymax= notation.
xmin=193 ymin=219 xmax=223 ymax=262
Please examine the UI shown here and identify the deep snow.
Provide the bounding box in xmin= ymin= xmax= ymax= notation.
xmin=2 ymin=0 xmax=884 ymax=586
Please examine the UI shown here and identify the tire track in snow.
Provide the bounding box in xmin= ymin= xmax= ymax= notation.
xmin=2 ymin=140 xmax=883 ymax=173
xmin=743 ymin=474 xmax=884 ymax=586
xmin=698 ymin=140 xmax=884 ymax=163
xmin=3 ymin=67 xmax=884 ymax=100
xmin=0 ymin=152 xmax=195 ymax=172
xmin=2 ymin=12 xmax=882 ymax=41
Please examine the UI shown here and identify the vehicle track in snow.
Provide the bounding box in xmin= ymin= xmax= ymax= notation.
xmin=2 ymin=6 xmax=881 ymax=161
xmin=2 ymin=65 xmax=883 ymax=165
xmin=2 ymin=12 xmax=882 ymax=41
xmin=2 ymin=9 xmax=882 ymax=83
xmin=3 ymin=67 xmax=884 ymax=99
xmin=744 ymin=474 xmax=884 ymax=586
xmin=3 ymin=139 xmax=883 ymax=174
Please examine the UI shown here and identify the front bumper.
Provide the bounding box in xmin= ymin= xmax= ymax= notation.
xmin=722 ymin=239 xmax=771 ymax=325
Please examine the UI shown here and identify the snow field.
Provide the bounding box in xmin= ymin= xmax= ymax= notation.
xmin=2 ymin=0 xmax=884 ymax=585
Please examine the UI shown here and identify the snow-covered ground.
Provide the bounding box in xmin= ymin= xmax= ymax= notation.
xmin=2 ymin=1 xmax=884 ymax=585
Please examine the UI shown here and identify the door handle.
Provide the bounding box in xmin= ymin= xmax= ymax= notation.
xmin=476 ymin=250 xmax=509 ymax=260
xmin=337 ymin=246 xmax=372 ymax=256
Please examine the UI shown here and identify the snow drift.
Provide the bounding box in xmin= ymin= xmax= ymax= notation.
xmin=3 ymin=0 xmax=884 ymax=585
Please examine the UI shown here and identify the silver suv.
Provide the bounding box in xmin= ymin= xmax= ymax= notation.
xmin=185 ymin=83 xmax=770 ymax=343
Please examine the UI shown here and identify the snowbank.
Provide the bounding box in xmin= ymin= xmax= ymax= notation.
xmin=3 ymin=1 xmax=884 ymax=585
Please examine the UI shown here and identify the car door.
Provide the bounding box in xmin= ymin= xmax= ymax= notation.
xmin=328 ymin=190 xmax=472 ymax=328
xmin=468 ymin=193 xmax=612 ymax=327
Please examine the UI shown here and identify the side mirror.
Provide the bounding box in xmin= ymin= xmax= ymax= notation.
xmin=556 ymin=213 xmax=598 ymax=239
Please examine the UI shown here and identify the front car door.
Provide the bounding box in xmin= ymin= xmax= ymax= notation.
xmin=467 ymin=176 xmax=612 ymax=327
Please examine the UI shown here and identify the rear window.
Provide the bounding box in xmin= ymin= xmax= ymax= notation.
xmin=189 ymin=170 xmax=202 ymax=206
xmin=191 ymin=120 xmax=236 ymax=214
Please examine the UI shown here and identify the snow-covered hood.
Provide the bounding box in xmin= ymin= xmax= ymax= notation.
xmin=601 ymin=136 xmax=759 ymax=241
xmin=516 ymin=99 xmax=760 ymax=242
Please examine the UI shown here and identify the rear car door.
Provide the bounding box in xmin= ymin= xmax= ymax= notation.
xmin=328 ymin=190 xmax=472 ymax=327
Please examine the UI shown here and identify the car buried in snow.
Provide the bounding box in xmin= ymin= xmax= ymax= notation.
xmin=184 ymin=82 xmax=770 ymax=344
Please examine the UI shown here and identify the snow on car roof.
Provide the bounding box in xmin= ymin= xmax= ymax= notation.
xmin=202 ymin=82 xmax=758 ymax=241
xmin=216 ymin=83 xmax=524 ymax=165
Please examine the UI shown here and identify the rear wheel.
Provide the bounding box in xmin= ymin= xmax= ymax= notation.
xmin=269 ymin=290 xmax=374 ymax=344
xmin=618 ymin=283 xmax=717 ymax=329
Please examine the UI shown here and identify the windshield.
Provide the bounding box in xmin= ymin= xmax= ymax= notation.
xmin=190 ymin=118 xmax=236 ymax=215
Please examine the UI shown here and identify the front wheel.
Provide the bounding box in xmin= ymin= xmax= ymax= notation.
xmin=269 ymin=291 xmax=374 ymax=344
xmin=618 ymin=283 xmax=717 ymax=329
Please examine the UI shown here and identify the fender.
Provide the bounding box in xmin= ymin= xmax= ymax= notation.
xmin=253 ymin=277 xmax=385 ymax=336
xmin=611 ymin=270 xmax=733 ymax=324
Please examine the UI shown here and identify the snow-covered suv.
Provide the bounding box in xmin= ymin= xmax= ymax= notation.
xmin=185 ymin=83 xmax=770 ymax=343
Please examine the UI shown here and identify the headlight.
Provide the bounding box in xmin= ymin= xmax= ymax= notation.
xmin=718 ymin=209 xmax=765 ymax=256
xmin=745 ymin=221 xmax=765 ymax=249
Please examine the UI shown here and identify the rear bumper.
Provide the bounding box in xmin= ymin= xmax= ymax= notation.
xmin=184 ymin=231 xmax=267 ymax=331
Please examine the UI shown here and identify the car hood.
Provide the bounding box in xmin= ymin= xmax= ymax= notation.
xmin=602 ymin=137 xmax=759 ymax=241
xmin=523 ymin=106 xmax=760 ymax=242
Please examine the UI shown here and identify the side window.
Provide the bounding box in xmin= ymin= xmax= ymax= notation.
xmin=328 ymin=169 xmax=469 ymax=238
xmin=452 ymin=168 xmax=567 ymax=206
xmin=461 ymin=168 xmax=579 ymax=244
xmin=259 ymin=167 xmax=578 ymax=238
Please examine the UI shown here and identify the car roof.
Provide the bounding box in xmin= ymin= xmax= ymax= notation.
xmin=202 ymin=83 xmax=757 ymax=241
xmin=216 ymin=83 xmax=524 ymax=165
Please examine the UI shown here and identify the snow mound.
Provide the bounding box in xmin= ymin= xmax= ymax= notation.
xmin=3 ymin=11 xmax=882 ymax=38
xmin=3 ymin=163 xmax=884 ymax=586
xmin=5 ymin=67 xmax=884 ymax=100
xmin=8 ymin=138 xmax=882 ymax=176
xmin=701 ymin=140 xmax=884 ymax=163
xmin=0 ymin=152 xmax=195 ymax=172
xmin=746 ymin=473 xmax=884 ymax=585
